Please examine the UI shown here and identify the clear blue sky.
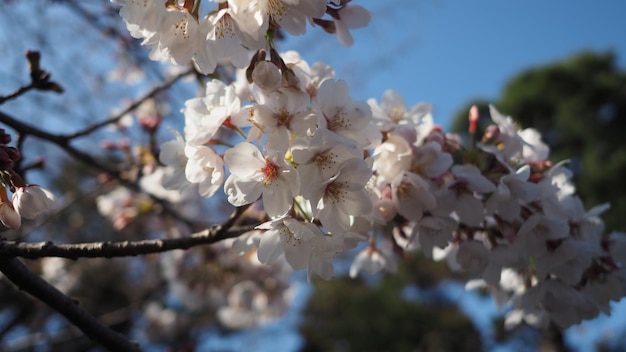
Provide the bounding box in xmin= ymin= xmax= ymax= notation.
xmin=286 ymin=0 xmax=626 ymax=128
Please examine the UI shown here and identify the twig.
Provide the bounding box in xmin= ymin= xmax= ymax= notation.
xmin=0 ymin=109 xmax=195 ymax=226
xmin=0 ymin=257 xmax=141 ymax=352
xmin=61 ymin=67 xmax=194 ymax=140
xmin=0 ymin=205 xmax=255 ymax=259
xmin=0 ymin=83 xmax=36 ymax=105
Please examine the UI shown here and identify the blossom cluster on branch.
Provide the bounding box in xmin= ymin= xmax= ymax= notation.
xmin=107 ymin=0 xmax=626 ymax=331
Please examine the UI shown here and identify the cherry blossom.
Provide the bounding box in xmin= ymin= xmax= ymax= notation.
xmin=309 ymin=158 xmax=373 ymax=236
xmin=224 ymin=142 xmax=299 ymax=217
xmin=349 ymin=244 xmax=397 ymax=278
xmin=330 ymin=4 xmax=371 ymax=47
xmin=184 ymin=79 xmax=245 ymax=146
xmin=256 ymin=216 xmax=323 ymax=270
xmin=314 ymin=79 xmax=379 ymax=148
xmin=184 ymin=144 xmax=225 ymax=198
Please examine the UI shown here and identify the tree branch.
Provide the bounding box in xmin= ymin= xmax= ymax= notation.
xmin=0 ymin=83 xmax=36 ymax=105
xmin=0 ymin=109 xmax=196 ymax=226
xmin=61 ymin=67 xmax=194 ymax=140
xmin=0 ymin=205 xmax=255 ymax=259
xmin=0 ymin=257 xmax=141 ymax=352
xmin=0 ymin=224 xmax=256 ymax=260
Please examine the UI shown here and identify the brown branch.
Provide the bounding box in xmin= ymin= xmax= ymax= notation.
xmin=61 ymin=67 xmax=195 ymax=140
xmin=0 ymin=109 xmax=196 ymax=226
xmin=0 ymin=224 xmax=256 ymax=259
xmin=0 ymin=205 xmax=255 ymax=260
xmin=0 ymin=69 xmax=192 ymax=144
xmin=0 ymin=110 xmax=109 ymax=176
xmin=0 ymin=257 xmax=141 ymax=352
xmin=0 ymin=83 xmax=36 ymax=105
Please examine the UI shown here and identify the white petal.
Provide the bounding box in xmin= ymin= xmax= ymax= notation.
xmin=257 ymin=229 xmax=284 ymax=264
xmin=224 ymin=142 xmax=265 ymax=178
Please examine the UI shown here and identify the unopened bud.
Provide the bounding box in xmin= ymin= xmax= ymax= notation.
xmin=5 ymin=147 xmax=20 ymax=161
xmin=0 ymin=149 xmax=10 ymax=165
xmin=118 ymin=138 xmax=131 ymax=150
xmin=252 ymin=61 xmax=281 ymax=92
xmin=468 ymin=105 xmax=479 ymax=134
xmin=25 ymin=50 xmax=41 ymax=73
xmin=282 ymin=68 xmax=300 ymax=89
xmin=0 ymin=129 xmax=11 ymax=145
xmin=138 ymin=114 xmax=162 ymax=133
xmin=482 ymin=124 xmax=500 ymax=141
xmin=269 ymin=48 xmax=283 ymax=68
xmin=100 ymin=140 xmax=118 ymax=151
xmin=26 ymin=157 xmax=46 ymax=170
xmin=425 ymin=129 xmax=445 ymax=146
xmin=246 ymin=49 xmax=266 ymax=84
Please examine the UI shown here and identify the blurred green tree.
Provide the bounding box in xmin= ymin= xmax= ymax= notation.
xmin=299 ymin=254 xmax=482 ymax=352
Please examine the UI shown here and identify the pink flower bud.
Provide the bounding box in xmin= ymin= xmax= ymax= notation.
xmin=483 ymin=124 xmax=500 ymax=141
xmin=468 ymin=104 xmax=479 ymax=134
xmin=138 ymin=113 xmax=162 ymax=133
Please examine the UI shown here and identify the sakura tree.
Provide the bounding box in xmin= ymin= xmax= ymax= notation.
xmin=0 ymin=1 xmax=624 ymax=351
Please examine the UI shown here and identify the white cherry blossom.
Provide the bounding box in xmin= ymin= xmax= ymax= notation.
xmin=184 ymin=79 xmax=244 ymax=146
xmin=485 ymin=165 xmax=542 ymax=222
xmin=184 ymin=144 xmax=225 ymax=198
xmin=291 ymin=128 xmax=361 ymax=192
xmin=410 ymin=141 xmax=453 ymax=179
xmin=411 ymin=213 xmax=457 ymax=258
xmin=250 ymin=87 xmax=316 ymax=152
xmin=159 ymin=131 xmax=189 ymax=191
xmin=331 ymin=4 xmax=371 ymax=47
xmin=224 ymin=142 xmax=299 ymax=217
xmin=349 ymin=244 xmax=397 ymax=278
xmin=256 ymin=216 xmax=323 ymax=270
xmin=310 ymin=158 xmax=373 ymax=236
xmin=368 ymin=89 xmax=433 ymax=144
xmin=456 ymin=240 xmax=490 ymax=275
xmin=314 ymin=79 xmax=378 ymax=148
xmin=391 ymin=171 xmax=436 ymax=222
xmin=372 ymin=134 xmax=412 ymax=185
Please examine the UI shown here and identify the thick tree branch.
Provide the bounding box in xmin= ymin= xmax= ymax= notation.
xmin=0 ymin=205 xmax=255 ymax=259
xmin=0 ymin=257 xmax=141 ymax=352
xmin=0 ymin=224 xmax=257 ymax=260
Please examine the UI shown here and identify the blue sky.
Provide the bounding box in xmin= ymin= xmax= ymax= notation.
xmin=286 ymin=0 xmax=626 ymax=128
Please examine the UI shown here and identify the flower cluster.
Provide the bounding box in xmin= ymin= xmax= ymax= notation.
xmin=114 ymin=0 xmax=626 ymax=330
xmin=365 ymin=100 xmax=626 ymax=329
xmin=115 ymin=0 xmax=370 ymax=74
xmin=0 ymin=129 xmax=56 ymax=230
xmin=160 ymin=49 xmax=378 ymax=280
